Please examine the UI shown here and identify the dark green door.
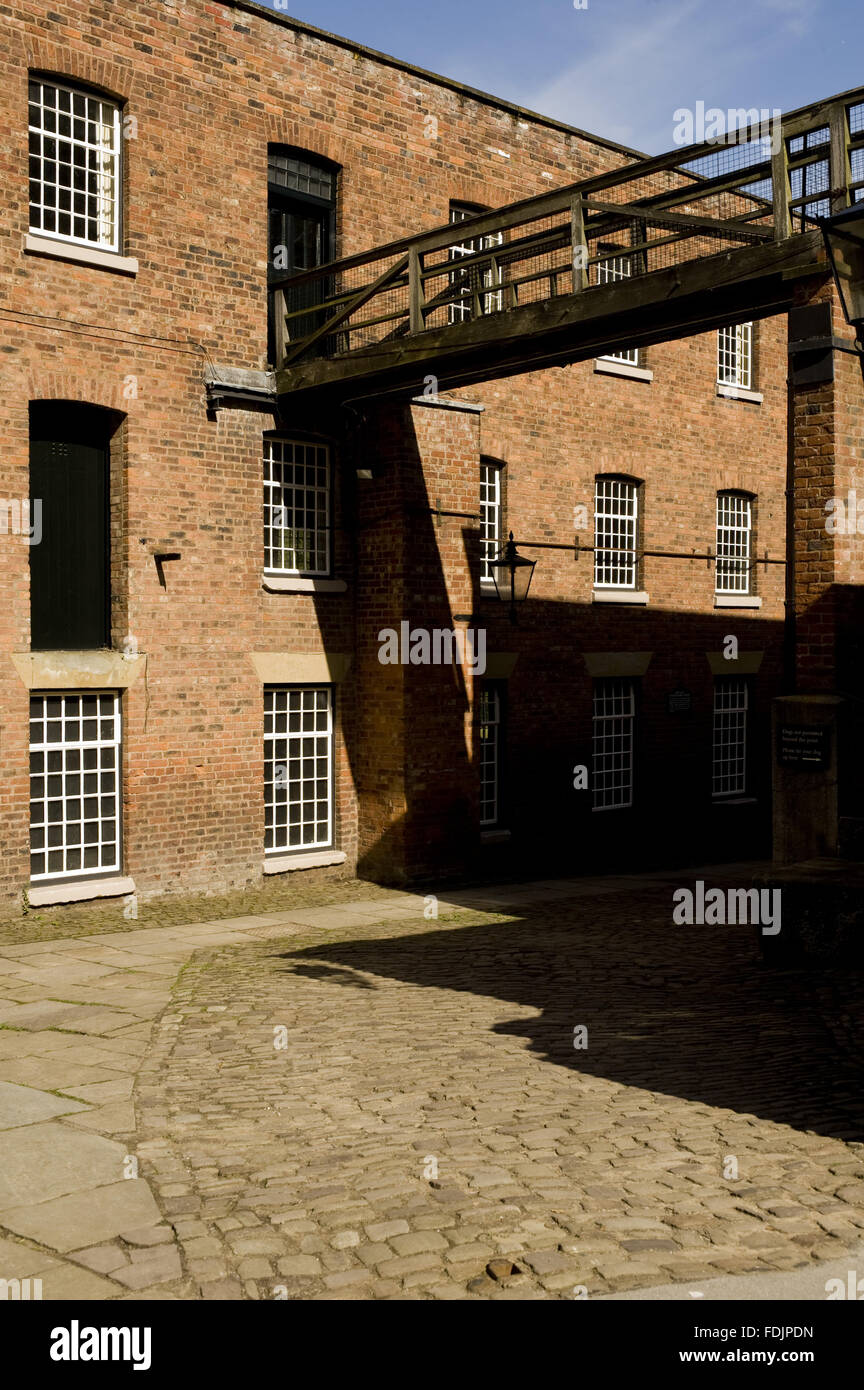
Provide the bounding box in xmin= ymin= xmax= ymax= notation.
xmin=30 ymin=405 xmax=110 ymax=650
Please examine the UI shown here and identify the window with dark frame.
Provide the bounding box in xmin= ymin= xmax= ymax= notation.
xmin=592 ymin=678 xmax=635 ymax=811
xmin=478 ymin=682 xmax=505 ymax=827
xmin=712 ymin=677 xmax=749 ymax=798
xmin=268 ymin=148 xmax=338 ymax=364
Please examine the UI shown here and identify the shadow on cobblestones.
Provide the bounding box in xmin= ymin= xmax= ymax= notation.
xmin=277 ymin=889 xmax=864 ymax=1143
xmin=135 ymin=884 xmax=864 ymax=1299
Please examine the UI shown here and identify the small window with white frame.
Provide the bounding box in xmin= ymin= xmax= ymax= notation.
xmin=478 ymin=681 xmax=504 ymax=827
xmin=592 ymin=678 xmax=635 ymax=811
xmin=479 ymin=458 xmax=503 ymax=582
xmin=594 ymin=476 xmax=639 ymax=589
xmin=264 ymin=437 xmax=331 ymax=577
xmin=29 ymin=691 xmax=121 ymax=882
xmin=712 ymin=677 xmax=749 ymax=798
xmin=717 ymin=323 xmax=753 ymax=390
xmin=264 ymin=686 xmax=333 ymax=854
xmin=595 ymin=248 xmax=639 ymax=365
xmin=28 ymin=77 xmax=122 ymax=252
xmin=449 ymin=203 xmax=503 ymax=323
xmin=715 ymin=491 xmax=753 ymax=595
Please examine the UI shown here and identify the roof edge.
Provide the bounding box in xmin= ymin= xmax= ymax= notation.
xmin=216 ymin=0 xmax=648 ymax=162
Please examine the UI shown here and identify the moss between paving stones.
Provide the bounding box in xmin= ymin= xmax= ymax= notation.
xmin=0 ymin=872 xmax=418 ymax=948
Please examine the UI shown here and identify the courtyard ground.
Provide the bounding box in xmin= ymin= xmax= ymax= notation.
xmin=0 ymin=866 xmax=862 ymax=1300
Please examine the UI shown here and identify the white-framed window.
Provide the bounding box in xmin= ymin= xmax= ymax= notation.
xmin=596 ymin=251 xmax=639 ymax=365
xmin=479 ymin=459 xmax=502 ymax=581
xmin=479 ymin=682 xmax=503 ymax=826
xmin=28 ymin=77 xmax=121 ymax=252
xmin=449 ymin=203 xmax=503 ymax=323
xmin=264 ymin=437 xmax=330 ymax=576
xmin=264 ymin=686 xmax=333 ymax=853
xmin=712 ymin=677 xmax=748 ymax=798
xmin=717 ymin=323 xmax=753 ymax=389
xmin=29 ymin=691 xmax=121 ymax=882
xmin=592 ymin=678 xmax=635 ymax=811
xmin=715 ymin=492 xmax=753 ymax=595
xmin=594 ymin=476 xmax=639 ymax=589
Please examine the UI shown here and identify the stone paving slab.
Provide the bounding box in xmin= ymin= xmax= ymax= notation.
xmin=1 ymin=1179 xmax=163 ymax=1252
xmin=0 ymin=869 xmax=861 ymax=1300
xmin=0 ymin=1080 xmax=87 ymax=1129
xmin=0 ymin=1122 xmax=126 ymax=1209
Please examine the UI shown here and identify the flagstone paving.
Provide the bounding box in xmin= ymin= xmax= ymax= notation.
xmin=0 ymin=866 xmax=862 ymax=1300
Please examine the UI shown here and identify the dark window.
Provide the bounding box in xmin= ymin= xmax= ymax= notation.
xmin=478 ymin=681 xmax=506 ymax=827
xmin=29 ymin=402 xmax=117 ymax=650
xmin=268 ymin=148 xmax=338 ymax=364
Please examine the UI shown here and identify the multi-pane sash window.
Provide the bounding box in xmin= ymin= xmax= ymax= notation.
xmin=592 ymin=679 xmax=635 ymax=811
xmin=717 ymin=323 xmax=753 ymax=389
xmin=715 ymin=492 xmax=752 ymax=595
xmin=28 ymin=78 xmax=121 ymax=251
xmin=596 ymin=252 xmax=639 ymax=365
xmin=449 ymin=204 xmax=503 ymax=323
xmin=712 ymin=678 xmax=748 ymax=798
xmin=264 ymin=438 xmax=330 ymax=576
xmin=594 ymin=477 xmax=639 ymax=589
xmin=478 ymin=683 xmax=503 ymax=826
xmin=264 ymin=687 xmax=333 ymax=853
xmin=479 ymin=460 xmax=502 ymax=581
xmin=29 ymin=692 xmax=121 ymax=881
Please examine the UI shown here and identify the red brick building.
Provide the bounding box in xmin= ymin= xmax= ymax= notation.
xmin=0 ymin=0 xmax=849 ymax=912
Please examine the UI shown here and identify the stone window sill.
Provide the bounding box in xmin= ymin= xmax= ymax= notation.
xmin=716 ymin=383 xmax=763 ymax=404
xmin=592 ymin=589 xmax=649 ymax=605
xmin=481 ymin=828 xmax=511 ymax=843
xmin=24 ymin=233 xmax=138 ymax=276
xmin=263 ymin=850 xmax=346 ymax=874
xmin=594 ymin=359 xmax=653 ymax=382
xmin=263 ymin=575 xmax=347 ymax=594
xmin=28 ymin=875 xmax=135 ymax=907
xmin=714 ymin=594 xmax=762 ymax=609
xmin=712 ymin=796 xmax=758 ymax=806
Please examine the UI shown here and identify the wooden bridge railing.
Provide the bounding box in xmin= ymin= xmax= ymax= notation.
xmin=270 ymin=86 xmax=864 ymax=373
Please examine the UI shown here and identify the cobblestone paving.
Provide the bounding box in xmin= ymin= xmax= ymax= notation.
xmin=131 ymin=881 xmax=864 ymax=1301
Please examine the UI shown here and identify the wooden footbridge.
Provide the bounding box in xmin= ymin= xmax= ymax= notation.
xmin=272 ymin=86 xmax=864 ymax=403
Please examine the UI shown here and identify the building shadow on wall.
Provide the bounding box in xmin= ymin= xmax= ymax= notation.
xmin=299 ymin=396 xmax=791 ymax=885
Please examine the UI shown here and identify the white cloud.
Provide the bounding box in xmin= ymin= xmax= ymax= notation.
xmin=520 ymin=0 xmax=819 ymax=154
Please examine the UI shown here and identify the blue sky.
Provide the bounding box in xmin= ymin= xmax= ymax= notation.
xmin=259 ymin=0 xmax=861 ymax=153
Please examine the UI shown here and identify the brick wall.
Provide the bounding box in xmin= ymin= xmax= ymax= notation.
xmin=0 ymin=0 xmax=808 ymax=904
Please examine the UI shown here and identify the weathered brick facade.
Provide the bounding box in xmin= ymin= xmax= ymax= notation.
xmin=0 ymin=0 xmax=849 ymax=909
